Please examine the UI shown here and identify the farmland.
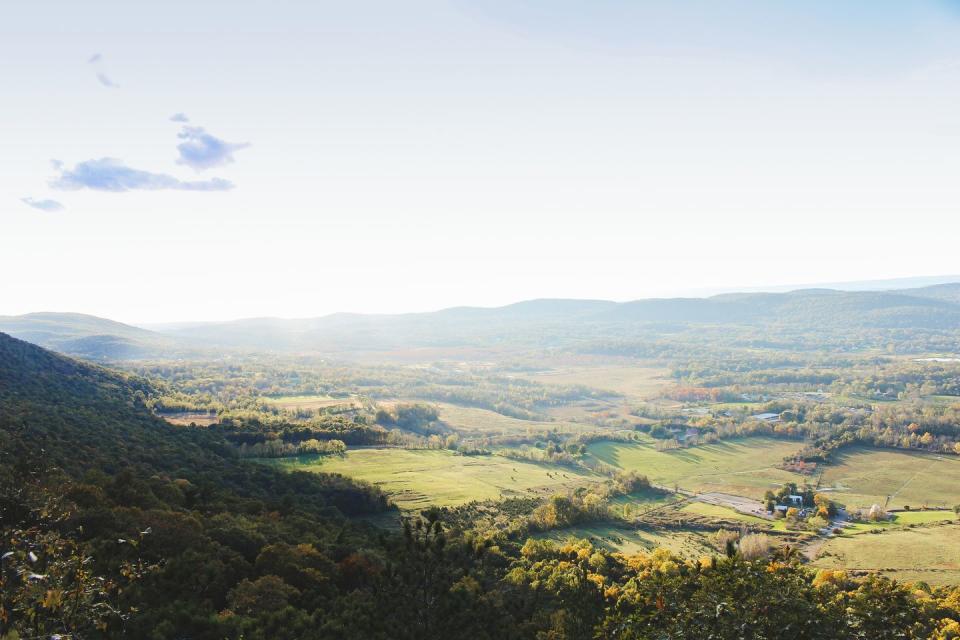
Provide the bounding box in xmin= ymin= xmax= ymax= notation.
xmin=677 ymin=500 xmax=775 ymax=527
xmin=840 ymin=509 xmax=956 ymax=534
xmin=585 ymin=439 xmax=960 ymax=511
xmin=271 ymin=448 xmax=600 ymax=509
xmin=535 ymin=523 xmax=719 ymax=558
xmin=586 ymin=437 xmax=806 ymax=499
xmin=433 ymin=402 xmax=596 ymax=436
xmin=811 ymin=523 xmax=960 ymax=585
xmin=262 ymin=394 xmax=362 ymax=411
xmin=816 ymin=446 xmax=960 ymax=510
xmin=514 ymin=364 xmax=671 ymax=401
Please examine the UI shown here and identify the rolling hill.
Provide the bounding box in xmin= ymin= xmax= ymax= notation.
xmin=148 ymin=284 xmax=960 ymax=353
xmin=6 ymin=283 xmax=960 ymax=358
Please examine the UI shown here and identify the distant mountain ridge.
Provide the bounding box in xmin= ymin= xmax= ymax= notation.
xmin=0 ymin=311 xmax=184 ymax=360
xmin=5 ymin=283 xmax=960 ymax=358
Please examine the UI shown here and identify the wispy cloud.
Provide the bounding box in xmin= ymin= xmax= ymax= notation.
xmin=97 ymin=72 xmax=119 ymax=88
xmin=21 ymin=197 xmax=65 ymax=212
xmin=88 ymin=53 xmax=101 ymax=64
xmin=170 ymin=112 xmax=190 ymax=123
xmin=176 ymin=126 xmax=249 ymax=171
xmin=51 ymin=158 xmax=233 ymax=192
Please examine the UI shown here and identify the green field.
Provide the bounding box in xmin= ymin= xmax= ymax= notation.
xmin=536 ymin=524 xmax=717 ymax=558
xmin=433 ymin=402 xmax=595 ymax=436
xmin=678 ymin=501 xmax=774 ymax=526
xmin=514 ymin=364 xmax=670 ymax=401
xmin=842 ymin=510 xmax=957 ymax=534
xmin=608 ymin=490 xmax=681 ymax=517
xmin=816 ymin=447 xmax=960 ymax=510
xmin=587 ymin=437 xmax=806 ymax=499
xmin=272 ymin=448 xmax=599 ymax=509
xmin=811 ymin=524 xmax=960 ymax=585
xmin=263 ymin=394 xmax=360 ymax=410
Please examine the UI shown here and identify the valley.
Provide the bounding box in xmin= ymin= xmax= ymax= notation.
xmin=5 ymin=285 xmax=960 ymax=637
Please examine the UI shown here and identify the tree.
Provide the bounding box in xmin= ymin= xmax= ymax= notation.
xmin=814 ymin=493 xmax=837 ymax=518
xmin=227 ymin=575 xmax=299 ymax=615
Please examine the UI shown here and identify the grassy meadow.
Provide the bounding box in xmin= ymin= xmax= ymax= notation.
xmin=272 ymin=448 xmax=600 ymax=509
xmin=535 ymin=523 xmax=718 ymax=558
xmin=841 ymin=510 xmax=957 ymax=535
xmin=433 ymin=402 xmax=596 ymax=436
xmin=514 ymin=364 xmax=671 ymax=401
xmin=811 ymin=523 xmax=960 ymax=585
xmin=263 ymin=394 xmax=361 ymax=411
xmin=607 ymin=490 xmax=681 ymax=517
xmin=586 ymin=437 xmax=806 ymax=499
xmin=677 ymin=501 xmax=775 ymax=526
xmin=816 ymin=447 xmax=960 ymax=510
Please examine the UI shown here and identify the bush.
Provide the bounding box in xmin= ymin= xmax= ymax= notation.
xmin=738 ymin=533 xmax=771 ymax=561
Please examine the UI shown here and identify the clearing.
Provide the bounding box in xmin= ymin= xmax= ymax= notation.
xmin=810 ymin=523 xmax=960 ymax=585
xmin=586 ymin=437 xmax=806 ymax=500
xmin=816 ymin=446 xmax=960 ymax=510
xmin=434 ymin=402 xmax=596 ymax=437
xmin=535 ymin=523 xmax=718 ymax=558
xmin=272 ymin=448 xmax=599 ymax=509
xmin=263 ymin=394 xmax=361 ymax=411
xmin=513 ymin=364 xmax=671 ymax=402
xmin=159 ymin=411 xmax=219 ymax=426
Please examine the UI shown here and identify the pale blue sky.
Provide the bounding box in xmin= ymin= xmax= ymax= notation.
xmin=3 ymin=1 xmax=960 ymax=322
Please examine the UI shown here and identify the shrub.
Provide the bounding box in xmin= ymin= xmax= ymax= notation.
xmin=738 ymin=533 xmax=771 ymax=561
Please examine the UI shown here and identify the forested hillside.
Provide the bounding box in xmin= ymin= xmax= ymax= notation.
xmin=0 ymin=332 xmax=391 ymax=638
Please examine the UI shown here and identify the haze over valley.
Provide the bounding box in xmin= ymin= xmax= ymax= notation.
xmin=5 ymin=1 xmax=960 ymax=638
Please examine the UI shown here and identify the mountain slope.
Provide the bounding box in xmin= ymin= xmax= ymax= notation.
xmin=0 ymin=331 xmax=387 ymax=512
xmin=0 ymin=333 xmax=398 ymax=637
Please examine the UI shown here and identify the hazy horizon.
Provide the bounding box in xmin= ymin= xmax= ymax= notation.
xmin=3 ymin=273 xmax=958 ymax=327
xmin=4 ymin=1 xmax=960 ymax=323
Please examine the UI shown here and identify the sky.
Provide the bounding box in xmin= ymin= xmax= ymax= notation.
xmin=2 ymin=0 xmax=960 ymax=323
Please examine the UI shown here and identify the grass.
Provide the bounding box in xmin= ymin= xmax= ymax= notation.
xmin=607 ymin=490 xmax=681 ymax=518
xmin=160 ymin=412 xmax=219 ymax=426
xmin=586 ymin=437 xmax=806 ymax=500
xmin=270 ymin=448 xmax=599 ymax=510
xmin=433 ymin=402 xmax=595 ymax=437
xmin=841 ymin=510 xmax=957 ymax=535
xmin=678 ymin=501 xmax=773 ymax=526
xmin=513 ymin=364 xmax=671 ymax=402
xmin=816 ymin=446 xmax=960 ymax=510
xmin=263 ymin=394 xmax=360 ymax=410
xmin=811 ymin=523 xmax=960 ymax=585
xmin=535 ymin=523 xmax=717 ymax=558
